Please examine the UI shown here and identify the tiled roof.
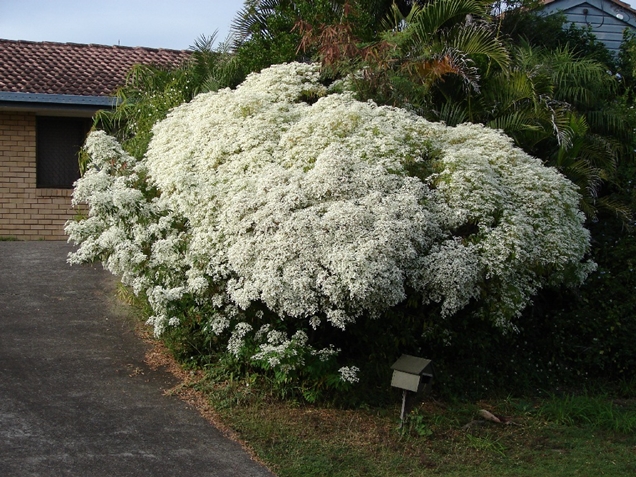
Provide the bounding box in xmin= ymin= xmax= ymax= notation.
xmin=0 ymin=39 xmax=191 ymax=97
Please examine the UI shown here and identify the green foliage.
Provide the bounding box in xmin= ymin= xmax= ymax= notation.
xmin=543 ymin=219 xmax=636 ymax=379
xmin=229 ymin=0 xmax=346 ymax=79
xmin=94 ymin=34 xmax=235 ymax=159
xmin=145 ymin=292 xmax=358 ymax=404
xmin=404 ymin=218 xmax=636 ymax=400
xmin=400 ymin=409 xmax=434 ymax=438
xmin=618 ymin=29 xmax=636 ymax=102
xmin=489 ymin=2 xmax=635 ymax=221
xmin=95 ymin=64 xmax=195 ymax=158
xmin=496 ymin=1 xmax=565 ymax=46
xmin=558 ymin=23 xmax=617 ymax=66
xmin=322 ymin=0 xmax=509 ymax=113
xmin=499 ymin=3 xmax=616 ymax=66
xmin=160 ymin=305 xmax=221 ymax=369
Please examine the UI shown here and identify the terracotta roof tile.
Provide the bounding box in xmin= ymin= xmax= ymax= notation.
xmin=0 ymin=39 xmax=191 ymax=97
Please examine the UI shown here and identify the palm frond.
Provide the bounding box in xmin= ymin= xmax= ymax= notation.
xmin=230 ymin=0 xmax=289 ymax=44
xmin=449 ymin=22 xmax=509 ymax=69
xmin=547 ymin=48 xmax=616 ymax=107
xmin=487 ymin=110 xmax=542 ymax=133
xmin=586 ymin=109 xmax=634 ymax=142
xmin=189 ymin=32 xmax=218 ymax=52
xmin=480 ymin=70 xmax=536 ymax=113
xmin=578 ymin=133 xmax=619 ymax=174
xmin=380 ymin=1 xmax=422 ymax=32
xmin=597 ymin=195 xmax=634 ymax=223
xmin=435 ymin=101 xmax=469 ymax=126
xmin=411 ymin=0 xmax=490 ymax=35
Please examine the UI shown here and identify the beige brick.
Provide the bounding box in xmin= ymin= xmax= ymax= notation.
xmin=0 ymin=112 xmax=73 ymax=240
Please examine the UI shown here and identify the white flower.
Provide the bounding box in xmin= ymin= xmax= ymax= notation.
xmin=338 ymin=366 xmax=360 ymax=384
xmin=227 ymin=322 xmax=253 ymax=356
xmin=67 ymin=62 xmax=594 ymax=380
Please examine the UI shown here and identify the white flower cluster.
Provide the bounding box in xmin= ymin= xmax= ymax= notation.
xmin=338 ymin=366 xmax=361 ymax=384
xmin=65 ymin=131 xmax=189 ymax=336
xmin=67 ymin=62 xmax=593 ymax=379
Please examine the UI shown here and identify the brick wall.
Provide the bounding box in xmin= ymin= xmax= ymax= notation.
xmin=0 ymin=111 xmax=80 ymax=240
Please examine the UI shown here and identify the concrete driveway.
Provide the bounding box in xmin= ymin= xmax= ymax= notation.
xmin=0 ymin=241 xmax=274 ymax=477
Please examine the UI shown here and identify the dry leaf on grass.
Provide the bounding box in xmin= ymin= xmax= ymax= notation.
xmin=478 ymin=409 xmax=503 ymax=424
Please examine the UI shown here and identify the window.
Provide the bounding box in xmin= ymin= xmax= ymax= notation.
xmin=36 ymin=117 xmax=91 ymax=189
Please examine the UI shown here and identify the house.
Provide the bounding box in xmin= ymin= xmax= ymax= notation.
xmin=541 ymin=0 xmax=636 ymax=53
xmin=0 ymin=39 xmax=190 ymax=240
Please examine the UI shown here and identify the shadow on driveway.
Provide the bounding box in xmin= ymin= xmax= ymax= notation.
xmin=0 ymin=241 xmax=274 ymax=477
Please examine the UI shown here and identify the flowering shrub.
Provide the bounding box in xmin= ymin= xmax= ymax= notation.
xmin=67 ymin=62 xmax=594 ymax=387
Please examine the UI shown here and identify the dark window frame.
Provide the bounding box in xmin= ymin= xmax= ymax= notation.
xmin=36 ymin=116 xmax=91 ymax=189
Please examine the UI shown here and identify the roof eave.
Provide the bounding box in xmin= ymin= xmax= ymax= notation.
xmin=0 ymin=91 xmax=119 ymax=116
xmin=541 ymin=0 xmax=636 ymax=17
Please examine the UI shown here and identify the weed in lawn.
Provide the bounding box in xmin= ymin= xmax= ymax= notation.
xmin=617 ymin=376 xmax=636 ymax=398
xmin=465 ymin=432 xmax=507 ymax=457
xmin=400 ymin=409 xmax=434 ymax=438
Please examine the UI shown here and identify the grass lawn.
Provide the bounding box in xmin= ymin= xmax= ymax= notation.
xmin=208 ymin=392 xmax=636 ymax=477
xmin=151 ymin=352 xmax=635 ymax=477
xmin=130 ymin=289 xmax=636 ymax=477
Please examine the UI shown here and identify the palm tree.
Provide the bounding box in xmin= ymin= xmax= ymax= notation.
xmin=435 ymin=43 xmax=630 ymax=220
xmin=94 ymin=34 xmax=234 ymax=159
xmin=384 ymin=0 xmax=508 ymax=89
xmin=296 ymin=0 xmax=509 ymax=113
